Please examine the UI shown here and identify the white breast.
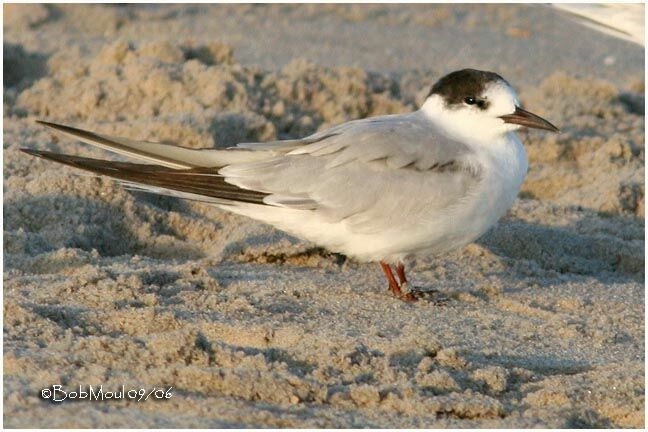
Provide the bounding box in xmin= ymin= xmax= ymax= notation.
xmin=373 ymin=132 xmax=528 ymax=261
xmin=458 ymin=132 xmax=528 ymax=242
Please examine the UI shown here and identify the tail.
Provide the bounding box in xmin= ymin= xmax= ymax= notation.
xmin=24 ymin=120 xmax=317 ymax=206
xmin=35 ymin=120 xmax=292 ymax=168
xmin=21 ymin=148 xmax=269 ymax=205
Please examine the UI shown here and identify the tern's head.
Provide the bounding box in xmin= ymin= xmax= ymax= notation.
xmin=421 ymin=69 xmax=558 ymax=142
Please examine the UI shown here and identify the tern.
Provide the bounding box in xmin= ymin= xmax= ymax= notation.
xmin=22 ymin=69 xmax=558 ymax=301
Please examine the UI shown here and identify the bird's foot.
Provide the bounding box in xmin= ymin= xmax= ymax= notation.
xmin=398 ymin=286 xmax=448 ymax=304
xmin=380 ymin=261 xmax=447 ymax=304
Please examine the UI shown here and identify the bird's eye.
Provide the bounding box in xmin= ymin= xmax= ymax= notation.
xmin=464 ymin=97 xmax=476 ymax=105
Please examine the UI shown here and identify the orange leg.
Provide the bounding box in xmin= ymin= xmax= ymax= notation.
xmin=381 ymin=262 xmax=443 ymax=303
xmin=380 ymin=261 xmax=403 ymax=297
xmin=396 ymin=262 xmax=407 ymax=286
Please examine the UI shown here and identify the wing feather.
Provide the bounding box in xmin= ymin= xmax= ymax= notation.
xmin=36 ymin=120 xmax=289 ymax=168
xmin=29 ymin=112 xmax=482 ymax=234
xmin=20 ymin=149 xmax=269 ymax=205
xmin=219 ymin=111 xmax=482 ymax=232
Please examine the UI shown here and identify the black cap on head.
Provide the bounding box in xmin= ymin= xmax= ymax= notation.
xmin=427 ymin=69 xmax=507 ymax=108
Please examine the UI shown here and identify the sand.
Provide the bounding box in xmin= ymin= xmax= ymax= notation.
xmin=3 ymin=4 xmax=644 ymax=428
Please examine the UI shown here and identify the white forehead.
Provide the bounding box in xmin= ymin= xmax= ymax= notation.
xmin=483 ymin=81 xmax=519 ymax=115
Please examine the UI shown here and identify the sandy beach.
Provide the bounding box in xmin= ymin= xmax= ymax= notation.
xmin=3 ymin=4 xmax=644 ymax=427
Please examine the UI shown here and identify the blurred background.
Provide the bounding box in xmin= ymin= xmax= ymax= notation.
xmin=4 ymin=4 xmax=644 ymax=85
xmin=5 ymin=3 xmax=644 ymax=215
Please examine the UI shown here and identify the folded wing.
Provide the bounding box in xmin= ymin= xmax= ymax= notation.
xmin=25 ymin=114 xmax=481 ymax=234
xmin=36 ymin=120 xmax=342 ymax=169
xmin=219 ymin=112 xmax=482 ymax=232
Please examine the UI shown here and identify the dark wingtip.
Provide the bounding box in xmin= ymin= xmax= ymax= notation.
xmin=35 ymin=119 xmax=74 ymax=132
xmin=35 ymin=120 xmax=109 ymax=146
xmin=20 ymin=148 xmax=45 ymax=157
xmin=35 ymin=119 xmax=59 ymax=128
xmin=20 ymin=148 xmax=68 ymax=164
xmin=19 ymin=148 xmax=96 ymax=172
